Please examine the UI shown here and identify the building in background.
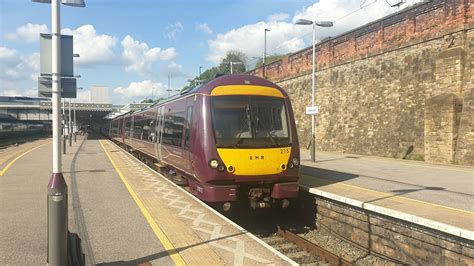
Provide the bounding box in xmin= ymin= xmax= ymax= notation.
xmin=90 ymin=85 xmax=110 ymax=103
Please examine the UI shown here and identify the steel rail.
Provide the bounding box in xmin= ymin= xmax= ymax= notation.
xmin=277 ymin=226 xmax=352 ymax=266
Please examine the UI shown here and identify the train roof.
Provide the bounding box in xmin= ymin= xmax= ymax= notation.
xmin=196 ymin=74 xmax=287 ymax=96
xmin=116 ymin=74 xmax=288 ymax=119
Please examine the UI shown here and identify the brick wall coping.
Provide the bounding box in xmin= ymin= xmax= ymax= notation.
xmin=300 ymin=185 xmax=474 ymax=241
xmin=247 ymin=0 xmax=472 ymax=81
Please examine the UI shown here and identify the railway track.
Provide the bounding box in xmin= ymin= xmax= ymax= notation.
xmin=258 ymin=226 xmax=351 ymax=265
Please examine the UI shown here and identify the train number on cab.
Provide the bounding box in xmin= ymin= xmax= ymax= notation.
xmin=280 ymin=148 xmax=290 ymax=154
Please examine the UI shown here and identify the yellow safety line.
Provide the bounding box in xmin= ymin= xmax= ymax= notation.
xmin=99 ymin=140 xmax=186 ymax=266
xmin=0 ymin=141 xmax=51 ymax=176
xmin=306 ymin=175 xmax=474 ymax=215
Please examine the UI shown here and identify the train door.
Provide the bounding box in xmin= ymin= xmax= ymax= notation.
xmin=155 ymin=106 xmax=164 ymax=162
xmin=183 ymin=96 xmax=195 ymax=173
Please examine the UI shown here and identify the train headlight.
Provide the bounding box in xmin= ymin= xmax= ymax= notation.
xmin=209 ymin=159 xmax=219 ymax=169
xmin=292 ymin=157 xmax=300 ymax=166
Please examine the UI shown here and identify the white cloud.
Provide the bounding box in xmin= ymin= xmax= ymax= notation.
xmin=62 ymin=24 xmax=117 ymax=66
xmin=164 ymin=22 xmax=184 ymax=40
xmin=121 ymin=35 xmax=177 ymax=75
xmin=5 ymin=23 xmax=48 ymax=43
xmin=0 ymin=49 xmax=39 ymax=82
xmin=2 ymin=89 xmax=20 ymax=96
xmin=0 ymin=45 xmax=40 ymax=96
xmin=24 ymin=88 xmax=38 ymax=97
xmin=160 ymin=61 xmax=188 ymax=78
xmin=114 ymin=80 xmax=168 ymax=100
xmin=0 ymin=47 xmax=17 ymax=61
xmin=207 ymin=0 xmax=423 ymax=65
xmin=207 ymin=21 xmax=307 ymax=64
xmin=268 ymin=13 xmax=289 ymax=22
xmin=196 ymin=23 xmax=213 ymax=35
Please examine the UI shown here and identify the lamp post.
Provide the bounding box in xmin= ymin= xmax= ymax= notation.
xmin=230 ymin=61 xmax=243 ymax=74
xmin=263 ymin=28 xmax=270 ymax=79
xmin=68 ymin=75 xmax=80 ymax=146
xmin=295 ymin=18 xmax=333 ymax=162
xmin=74 ymin=87 xmax=83 ymax=142
xmin=68 ymin=98 xmax=72 ymax=146
xmin=32 ymin=0 xmax=85 ymax=265
xmin=72 ymin=53 xmax=80 ymax=141
xmin=199 ymin=66 xmax=203 ymax=77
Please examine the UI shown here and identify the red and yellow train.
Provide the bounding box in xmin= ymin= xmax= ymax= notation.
xmin=109 ymin=74 xmax=300 ymax=210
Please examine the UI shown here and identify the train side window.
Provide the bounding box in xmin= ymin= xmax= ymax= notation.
xmin=133 ymin=120 xmax=142 ymax=139
xmin=156 ymin=108 xmax=163 ymax=144
xmin=162 ymin=112 xmax=185 ymax=147
xmin=125 ymin=120 xmax=132 ymax=137
xmin=184 ymin=106 xmax=193 ymax=148
xmin=118 ymin=119 xmax=123 ymax=135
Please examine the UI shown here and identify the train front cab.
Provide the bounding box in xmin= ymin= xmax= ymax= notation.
xmin=192 ymin=84 xmax=300 ymax=210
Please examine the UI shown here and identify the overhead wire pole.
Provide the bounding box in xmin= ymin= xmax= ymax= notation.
xmin=68 ymin=97 xmax=72 ymax=146
xmin=263 ymin=28 xmax=270 ymax=79
xmin=230 ymin=61 xmax=243 ymax=74
xmin=62 ymin=97 xmax=66 ymax=153
xmin=73 ymin=98 xmax=76 ymax=142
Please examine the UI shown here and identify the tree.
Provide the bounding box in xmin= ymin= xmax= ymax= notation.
xmin=141 ymin=98 xmax=163 ymax=103
xmin=183 ymin=50 xmax=248 ymax=90
xmin=255 ymin=54 xmax=287 ymax=68
xmin=218 ymin=50 xmax=247 ymax=74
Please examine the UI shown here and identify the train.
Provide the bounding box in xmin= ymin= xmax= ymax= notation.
xmin=0 ymin=113 xmax=50 ymax=140
xmin=109 ymin=74 xmax=300 ymax=211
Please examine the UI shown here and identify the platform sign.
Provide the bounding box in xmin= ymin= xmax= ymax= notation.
xmin=38 ymin=33 xmax=77 ymax=98
xmin=38 ymin=76 xmax=77 ymax=98
xmin=40 ymin=34 xmax=74 ymax=77
xmin=306 ymin=106 xmax=319 ymax=115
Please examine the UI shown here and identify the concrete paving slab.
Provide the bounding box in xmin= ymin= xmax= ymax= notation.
xmin=299 ymin=149 xmax=474 ymax=240
xmin=0 ymin=136 xmax=82 ymax=264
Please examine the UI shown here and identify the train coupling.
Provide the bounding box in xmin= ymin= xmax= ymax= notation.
xmin=249 ymin=188 xmax=271 ymax=209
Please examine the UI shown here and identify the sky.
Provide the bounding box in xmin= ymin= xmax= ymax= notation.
xmin=0 ymin=0 xmax=422 ymax=105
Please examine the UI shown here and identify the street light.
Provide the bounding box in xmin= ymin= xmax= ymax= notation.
xmin=74 ymin=87 xmax=83 ymax=142
xmin=32 ymin=0 xmax=85 ymax=265
xmin=295 ymin=18 xmax=333 ymax=163
xmin=263 ymin=28 xmax=270 ymax=79
xmin=199 ymin=66 xmax=203 ymax=77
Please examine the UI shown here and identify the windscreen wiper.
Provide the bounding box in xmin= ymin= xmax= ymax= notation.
xmin=256 ymin=116 xmax=278 ymax=146
xmin=233 ymin=104 xmax=252 ymax=147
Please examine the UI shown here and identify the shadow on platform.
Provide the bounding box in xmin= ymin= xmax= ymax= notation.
xmin=96 ymin=231 xmax=247 ymax=265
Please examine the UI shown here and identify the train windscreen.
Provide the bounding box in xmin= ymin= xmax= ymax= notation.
xmin=211 ymin=96 xmax=290 ymax=148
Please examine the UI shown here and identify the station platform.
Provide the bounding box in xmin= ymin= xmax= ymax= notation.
xmin=299 ymin=149 xmax=474 ymax=240
xmin=0 ymin=135 xmax=295 ymax=265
